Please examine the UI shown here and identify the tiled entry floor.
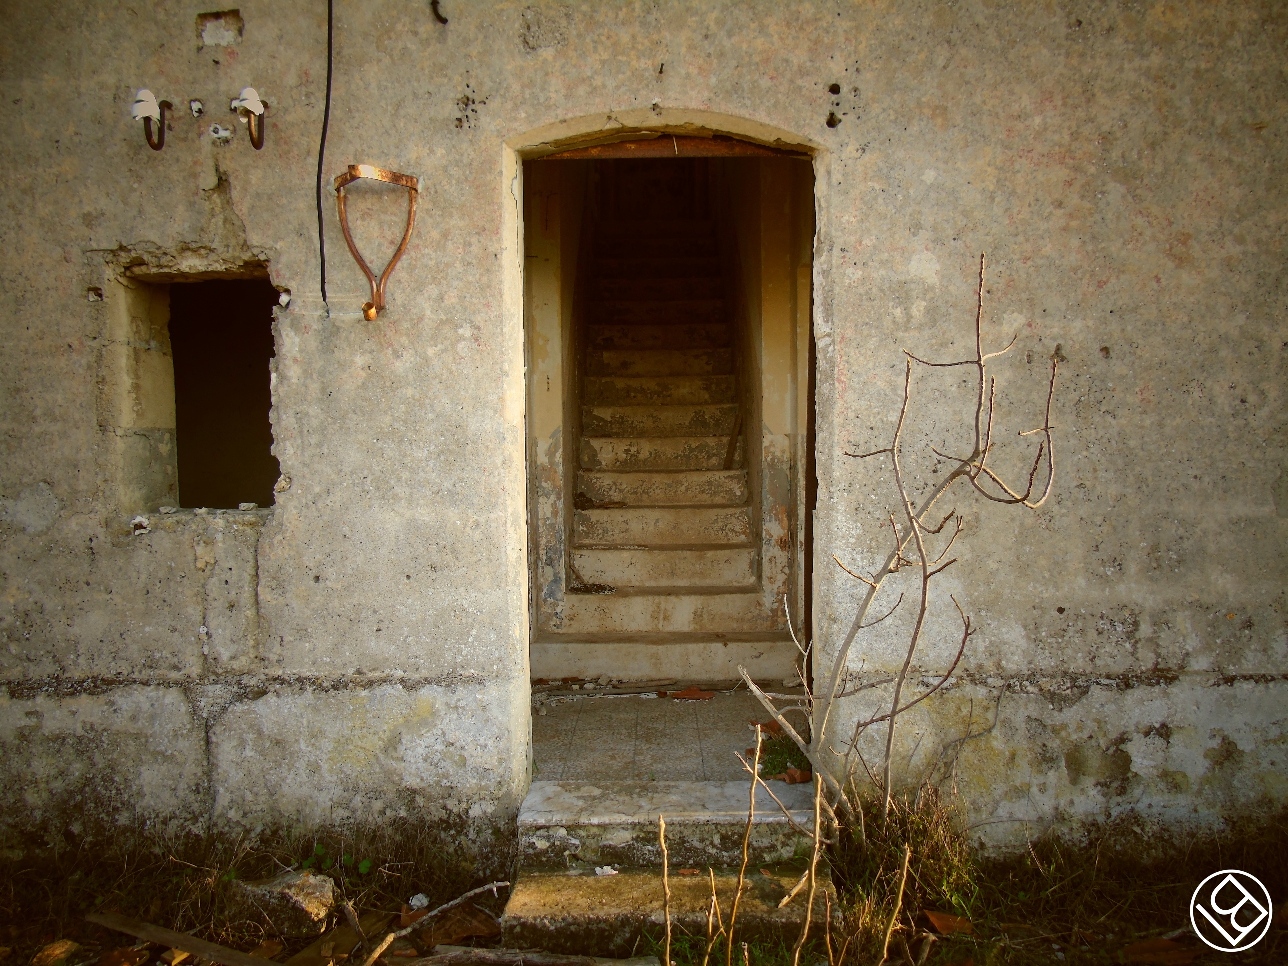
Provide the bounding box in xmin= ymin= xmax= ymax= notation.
xmin=532 ymin=690 xmax=776 ymax=782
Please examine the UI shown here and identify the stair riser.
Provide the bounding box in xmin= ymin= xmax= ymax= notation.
xmin=502 ymin=869 xmax=834 ymax=958
xmin=519 ymin=823 xmax=809 ymax=871
xmin=597 ymin=220 xmax=715 ymax=239
xmin=584 ymin=376 xmax=736 ymax=406
xmin=588 ymin=323 xmax=732 ymax=350
xmin=553 ymin=592 xmax=780 ymax=634
xmin=588 ymin=348 xmax=733 ymax=377
xmin=530 ymin=639 xmax=799 ymax=682
xmin=595 ymin=278 xmax=724 ymax=300
xmin=583 ymin=404 xmax=736 ymax=437
xmin=591 ymin=300 xmax=727 ymax=325
xmin=581 ymin=436 xmax=743 ymax=471
xmin=571 ymin=547 xmax=756 ymax=587
xmin=574 ymin=507 xmax=751 ymax=546
xmin=597 ymin=237 xmax=715 ymax=257
xmin=578 ymin=469 xmax=747 ymax=506
xmin=595 ymin=257 xmax=721 ymax=278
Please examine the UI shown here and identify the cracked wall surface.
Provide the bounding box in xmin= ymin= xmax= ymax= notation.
xmin=0 ymin=0 xmax=1284 ymax=849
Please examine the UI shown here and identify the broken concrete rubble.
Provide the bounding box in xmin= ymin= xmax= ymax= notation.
xmin=226 ymin=871 xmax=335 ymax=939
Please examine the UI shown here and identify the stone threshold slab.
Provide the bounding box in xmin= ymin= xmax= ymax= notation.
xmin=520 ymin=780 xmax=814 ymax=826
xmin=501 ymin=866 xmax=836 ymax=958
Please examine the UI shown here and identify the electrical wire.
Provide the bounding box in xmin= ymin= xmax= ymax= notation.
xmin=316 ymin=0 xmax=335 ymax=303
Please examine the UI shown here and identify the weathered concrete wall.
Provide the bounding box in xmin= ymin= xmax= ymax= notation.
xmin=1 ymin=0 xmax=1284 ymax=849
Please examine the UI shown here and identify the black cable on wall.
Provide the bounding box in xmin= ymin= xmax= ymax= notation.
xmin=316 ymin=0 xmax=335 ymax=303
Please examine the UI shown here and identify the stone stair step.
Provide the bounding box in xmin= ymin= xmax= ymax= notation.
xmin=571 ymin=546 xmax=757 ymax=588
xmin=595 ymin=277 xmax=724 ymax=300
xmin=516 ymin=780 xmax=814 ymax=869
xmin=574 ymin=506 xmax=751 ymax=546
xmin=502 ymin=865 xmax=834 ymax=958
xmin=591 ymin=299 xmax=727 ymax=325
xmin=530 ymin=638 xmax=799 ymax=682
xmin=582 ymin=404 xmax=737 ymax=437
xmin=553 ymin=591 xmax=779 ymax=634
xmin=597 ymin=219 xmax=715 ymax=240
xmin=596 ymin=235 xmax=716 ymax=257
xmin=588 ymin=323 xmax=732 ymax=350
xmin=595 ymin=257 xmax=721 ymax=278
xmin=581 ymin=436 xmax=743 ymax=471
xmin=578 ymin=469 xmax=747 ymax=506
xmin=588 ymin=348 xmax=733 ymax=377
xmin=584 ymin=375 xmax=736 ymax=406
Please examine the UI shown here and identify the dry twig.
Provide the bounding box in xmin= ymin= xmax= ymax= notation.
xmin=725 ymin=727 xmax=760 ymax=966
xmin=790 ymin=773 xmax=824 ymax=966
xmin=358 ymin=882 xmax=509 ymax=966
xmin=659 ymin=815 xmax=672 ymax=966
xmin=700 ymin=867 xmax=725 ymax=966
xmin=879 ymin=845 xmax=912 ymax=965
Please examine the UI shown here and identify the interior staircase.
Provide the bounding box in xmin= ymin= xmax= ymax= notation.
xmin=563 ymin=216 xmax=782 ymax=648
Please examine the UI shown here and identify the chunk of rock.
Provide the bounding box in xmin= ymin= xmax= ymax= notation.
xmin=226 ymin=870 xmax=335 ymax=938
xmin=30 ymin=941 xmax=82 ymax=966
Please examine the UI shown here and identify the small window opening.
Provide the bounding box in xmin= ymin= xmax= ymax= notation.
xmin=168 ymin=279 xmax=280 ymax=508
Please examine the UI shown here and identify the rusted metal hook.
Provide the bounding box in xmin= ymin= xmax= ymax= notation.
xmin=144 ymin=103 xmax=172 ymax=151
xmin=132 ymin=90 xmax=172 ymax=151
xmin=333 ymin=164 xmax=419 ymax=320
xmin=247 ymin=112 xmax=265 ymax=150
xmin=231 ymin=88 xmax=266 ymax=150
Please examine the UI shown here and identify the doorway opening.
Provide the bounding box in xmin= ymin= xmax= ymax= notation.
xmin=523 ymin=143 xmax=816 ymax=689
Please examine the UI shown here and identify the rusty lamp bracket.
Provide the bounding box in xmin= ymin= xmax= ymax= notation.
xmin=333 ymin=164 xmax=419 ymax=320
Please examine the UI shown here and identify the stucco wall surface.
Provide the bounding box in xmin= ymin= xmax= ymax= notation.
xmin=0 ymin=0 xmax=1284 ymax=847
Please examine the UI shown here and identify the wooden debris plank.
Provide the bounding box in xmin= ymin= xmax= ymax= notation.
xmin=85 ymin=914 xmax=275 ymax=966
xmin=407 ymin=948 xmax=659 ymax=966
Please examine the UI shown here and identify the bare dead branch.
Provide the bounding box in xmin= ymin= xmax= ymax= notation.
xmin=735 ymin=752 xmax=816 ymax=840
xmin=926 ymin=558 xmax=957 ymax=579
xmin=832 ymin=554 xmax=877 ymax=588
xmin=922 ymin=508 xmax=958 ymax=535
xmin=882 ymin=359 xmax=929 ymax=817
xmin=784 ymin=595 xmax=808 ymax=658
xmin=931 ymin=517 xmax=964 ymax=565
xmin=971 ymin=253 xmax=988 ymax=457
xmin=834 ymin=672 xmax=896 ymax=698
xmin=981 ymin=329 xmax=1020 ymax=362
xmin=742 ymin=675 xmax=811 ymax=753
xmin=977 ymin=376 xmax=998 ymax=473
xmin=777 ymin=867 xmax=811 ymax=909
xmin=859 ymin=593 xmax=905 ymax=630
xmin=846 ymin=446 xmax=894 ymax=458
xmin=803 ymin=251 xmax=1056 ymax=822
xmin=903 ymin=349 xmax=976 ymax=368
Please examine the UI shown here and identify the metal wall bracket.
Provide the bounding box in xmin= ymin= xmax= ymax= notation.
xmin=333 ymin=164 xmax=419 ymax=320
